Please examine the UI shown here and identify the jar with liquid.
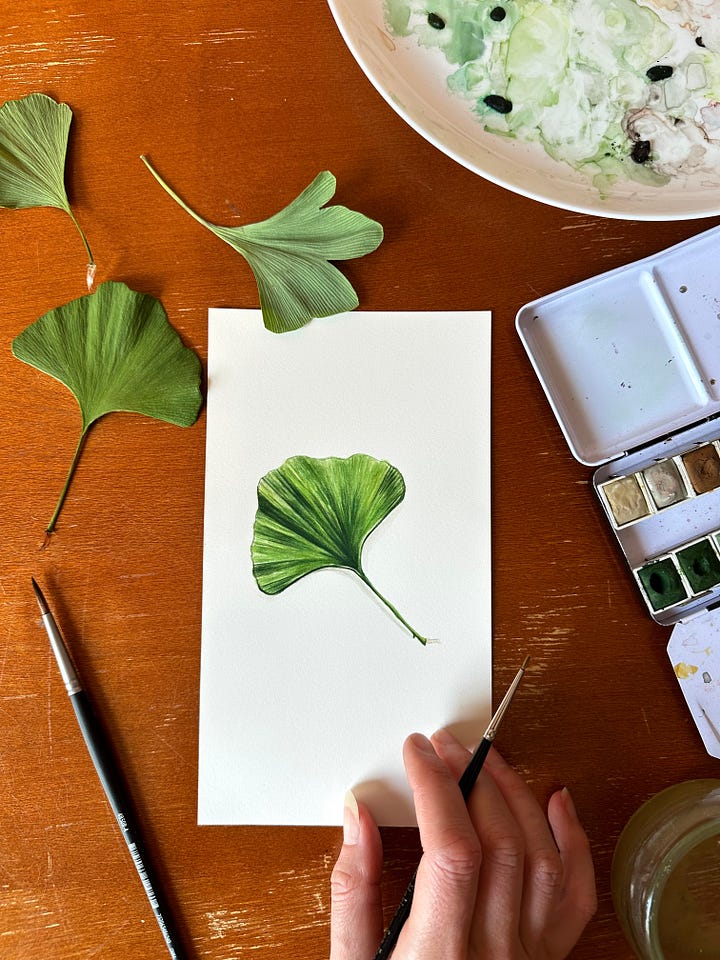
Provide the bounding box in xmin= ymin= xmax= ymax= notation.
xmin=611 ymin=779 xmax=720 ymax=959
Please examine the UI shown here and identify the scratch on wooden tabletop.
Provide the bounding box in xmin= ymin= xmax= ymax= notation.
xmin=559 ymin=221 xmax=601 ymax=231
xmin=77 ymin=568 xmax=91 ymax=646
xmin=206 ymin=907 xmax=250 ymax=941
xmin=154 ymin=733 xmax=187 ymax=765
xmin=521 ymin=610 xmax=584 ymax=636
xmin=0 ymin=31 xmax=117 ymax=71
xmin=44 ymin=821 xmax=83 ymax=832
xmin=49 ymin=882 xmax=75 ymax=942
xmin=525 ymin=599 xmax=589 ymax=618
xmin=159 ymin=709 xmax=182 ymax=729
xmin=291 ymin=912 xmax=329 ymax=934
xmin=204 ymin=870 xmax=329 ymax=948
xmin=0 ymin=885 xmax=57 ymax=929
xmin=182 ymin=27 xmax=268 ymax=62
xmin=0 ymin=762 xmax=18 ymax=812
xmin=107 ymin=610 xmax=149 ymax=622
xmin=640 ymin=707 xmax=652 ymax=737
xmin=0 ymin=633 xmax=8 ymax=690
xmin=182 ymin=28 xmax=258 ymax=45
xmin=559 ymin=220 xmax=624 ymax=237
xmin=558 ymin=221 xmax=627 ymax=251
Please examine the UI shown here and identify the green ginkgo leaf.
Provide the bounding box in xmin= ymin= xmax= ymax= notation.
xmin=142 ymin=156 xmax=383 ymax=334
xmin=251 ymin=453 xmax=428 ymax=644
xmin=12 ymin=280 xmax=203 ymax=538
xmin=0 ymin=93 xmax=95 ymax=287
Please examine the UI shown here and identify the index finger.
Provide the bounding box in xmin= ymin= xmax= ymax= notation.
xmin=396 ymin=733 xmax=482 ymax=959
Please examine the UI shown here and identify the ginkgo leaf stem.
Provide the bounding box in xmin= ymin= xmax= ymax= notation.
xmin=357 ymin=570 xmax=428 ymax=645
xmin=46 ymin=428 xmax=89 ymax=535
xmin=65 ymin=205 xmax=95 ymax=287
xmin=140 ymin=155 xmax=211 ymax=231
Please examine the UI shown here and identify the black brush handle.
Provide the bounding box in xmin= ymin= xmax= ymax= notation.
xmin=70 ymin=691 xmax=187 ymax=960
xmin=373 ymin=867 xmax=418 ymax=960
xmin=458 ymin=736 xmax=491 ymax=799
xmin=374 ymin=736 xmax=491 ymax=958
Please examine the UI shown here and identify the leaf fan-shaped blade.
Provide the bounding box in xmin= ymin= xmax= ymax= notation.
xmin=252 ymin=454 xmax=405 ymax=593
xmin=0 ymin=93 xmax=71 ymax=210
xmin=227 ymin=238 xmax=362 ymax=334
xmin=0 ymin=93 xmax=94 ymax=279
xmin=142 ymin=158 xmax=383 ymax=333
xmin=251 ymin=454 xmax=428 ymax=644
xmin=12 ymin=281 xmax=202 ymax=430
xmin=11 ymin=280 xmax=202 ymax=535
xmin=233 ymin=171 xmax=383 ymax=259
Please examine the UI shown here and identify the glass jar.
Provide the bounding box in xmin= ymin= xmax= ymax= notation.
xmin=611 ymin=779 xmax=720 ymax=959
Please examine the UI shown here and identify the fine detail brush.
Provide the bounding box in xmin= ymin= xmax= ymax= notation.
xmin=31 ymin=577 xmax=186 ymax=960
xmin=373 ymin=656 xmax=530 ymax=960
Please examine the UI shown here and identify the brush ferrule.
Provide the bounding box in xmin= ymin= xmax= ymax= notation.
xmin=482 ymin=657 xmax=529 ymax=741
xmin=43 ymin=613 xmax=81 ymax=696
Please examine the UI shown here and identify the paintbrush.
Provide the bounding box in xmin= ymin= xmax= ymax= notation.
xmin=373 ymin=656 xmax=530 ymax=960
xmin=31 ymin=577 xmax=186 ymax=960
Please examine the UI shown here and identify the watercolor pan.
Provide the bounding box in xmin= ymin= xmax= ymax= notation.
xmin=675 ymin=537 xmax=720 ymax=593
xmin=682 ymin=442 xmax=720 ymax=494
xmin=642 ymin=458 xmax=688 ymax=511
xmin=516 ymin=224 xmax=720 ymax=628
xmin=599 ymin=474 xmax=652 ymax=527
xmin=635 ymin=556 xmax=688 ymax=613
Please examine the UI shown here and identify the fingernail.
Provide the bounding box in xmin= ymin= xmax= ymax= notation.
xmin=343 ymin=789 xmax=360 ymax=845
xmin=408 ymin=732 xmax=436 ymax=756
xmin=561 ymin=786 xmax=577 ymax=817
xmin=431 ymin=726 xmax=456 ymax=745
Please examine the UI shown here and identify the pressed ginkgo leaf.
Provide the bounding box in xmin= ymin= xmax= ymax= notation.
xmin=0 ymin=93 xmax=95 ymax=287
xmin=251 ymin=453 xmax=428 ymax=644
xmin=12 ymin=280 xmax=202 ymax=537
xmin=142 ymin=157 xmax=383 ymax=333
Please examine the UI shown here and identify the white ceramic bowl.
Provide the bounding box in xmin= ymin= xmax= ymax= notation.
xmin=327 ymin=0 xmax=720 ymax=221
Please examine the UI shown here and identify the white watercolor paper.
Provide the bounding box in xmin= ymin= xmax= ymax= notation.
xmin=198 ymin=309 xmax=492 ymax=826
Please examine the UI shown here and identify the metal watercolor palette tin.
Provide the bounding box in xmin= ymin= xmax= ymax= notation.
xmin=516 ymin=225 xmax=720 ymax=758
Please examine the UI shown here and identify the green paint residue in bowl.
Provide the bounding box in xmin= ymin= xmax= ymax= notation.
xmin=384 ymin=0 xmax=720 ymax=191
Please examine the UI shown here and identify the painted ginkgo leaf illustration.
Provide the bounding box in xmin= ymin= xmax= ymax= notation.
xmin=12 ymin=280 xmax=203 ymax=538
xmin=142 ymin=157 xmax=383 ymax=334
xmin=0 ymin=93 xmax=95 ymax=287
xmin=251 ymin=453 xmax=428 ymax=644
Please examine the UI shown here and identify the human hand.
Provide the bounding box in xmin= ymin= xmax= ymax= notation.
xmin=330 ymin=729 xmax=596 ymax=960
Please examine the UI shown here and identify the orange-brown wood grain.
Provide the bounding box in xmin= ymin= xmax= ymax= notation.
xmin=1 ymin=2 xmax=718 ymax=957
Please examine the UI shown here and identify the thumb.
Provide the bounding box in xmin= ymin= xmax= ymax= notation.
xmin=330 ymin=791 xmax=384 ymax=960
xmin=543 ymin=787 xmax=597 ymax=958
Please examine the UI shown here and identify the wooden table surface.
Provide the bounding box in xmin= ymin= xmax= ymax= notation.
xmin=1 ymin=2 xmax=719 ymax=957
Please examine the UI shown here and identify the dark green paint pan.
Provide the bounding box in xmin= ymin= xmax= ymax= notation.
xmin=636 ymin=558 xmax=688 ymax=612
xmin=676 ymin=539 xmax=720 ymax=594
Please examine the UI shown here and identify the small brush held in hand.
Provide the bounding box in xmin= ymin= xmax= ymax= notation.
xmin=373 ymin=656 xmax=530 ymax=960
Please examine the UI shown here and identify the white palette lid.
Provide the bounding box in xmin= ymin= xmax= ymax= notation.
xmin=516 ymin=227 xmax=720 ymax=466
